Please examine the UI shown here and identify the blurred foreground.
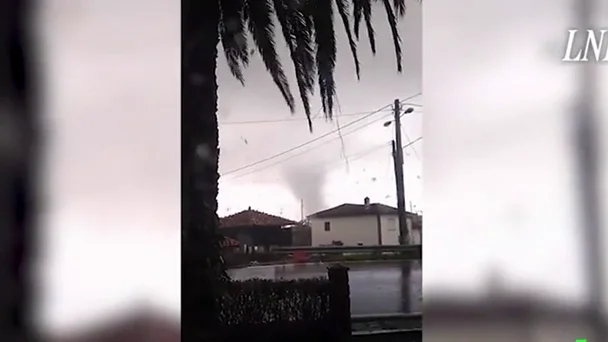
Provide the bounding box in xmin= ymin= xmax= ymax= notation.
xmin=426 ymin=294 xmax=605 ymax=342
xmin=46 ymin=292 xmax=605 ymax=342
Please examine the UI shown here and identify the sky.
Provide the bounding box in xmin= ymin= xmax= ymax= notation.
xmin=35 ymin=0 xmax=608 ymax=336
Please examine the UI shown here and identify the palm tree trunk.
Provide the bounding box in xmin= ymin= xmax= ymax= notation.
xmin=182 ymin=0 xmax=227 ymax=339
xmin=0 ymin=0 xmax=37 ymax=340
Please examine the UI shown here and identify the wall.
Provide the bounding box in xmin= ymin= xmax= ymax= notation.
xmin=222 ymin=226 xmax=292 ymax=248
xmin=409 ymin=229 xmax=421 ymax=245
xmin=407 ymin=218 xmax=422 ymax=245
xmin=310 ymin=216 xmax=379 ymax=246
xmin=291 ymin=225 xmax=312 ymax=246
xmin=379 ymin=215 xmax=400 ymax=245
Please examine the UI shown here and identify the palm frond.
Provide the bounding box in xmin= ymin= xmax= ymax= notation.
xmin=216 ymin=0 xmax=420 ymax=130
xmin=294 ymin=12 xmax=317 ymax=130
xmin=308 ymin=0 xmax=337 ymax=119
xmin=361 ymin=0 xmax=376 ymax=54
xmin=381 ymin=0 xmax=402 ymax=72
xmin=334 ymin=0 xmax=361 ymax=80
xmin=246 ymin=0 xmax=295 ymax=111
xmin=393 ymin=0 xmax=406 ymax=17
xmin=219 ymin=0 xmax=249 ymax=85
xmin=273 ymin=0 xmax=316 ymax=130
xmin=352 ymin=0 xmax=363 ymax=40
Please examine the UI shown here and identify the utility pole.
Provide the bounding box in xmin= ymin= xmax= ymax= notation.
xmin=574 ymin=0 xmax=606 ymax=338
xmin=300 ymin=198 xmax=304 ymax=222
xmin=391 ymin=99 xmax=409 ymax=245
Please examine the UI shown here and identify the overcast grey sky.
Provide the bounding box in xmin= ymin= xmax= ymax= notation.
xmin=35 ymin=0 xmax=608 ymax=336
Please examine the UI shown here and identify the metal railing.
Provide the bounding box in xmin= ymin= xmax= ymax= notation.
xmin=351 ymin=312 xmax=421 ymax=323
xmin=352 ymin=314 xmax=421 ymax=341
xmin=353 ymin=328 xmax=422 ymax=340
xmin=270 ymin=244 xmax=422 ymax=254
xmin=351 ymin=312 xmax=422 ymax=341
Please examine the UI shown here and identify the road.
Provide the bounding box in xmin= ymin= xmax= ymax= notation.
xmin=228 ymin=260 xmax=422 ymax=315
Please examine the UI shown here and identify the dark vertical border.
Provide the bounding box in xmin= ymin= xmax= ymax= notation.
xmin=0 ymin=0 xmax=38 ymax=340
xmin=182 ymin=0 xmax=226 ymax=341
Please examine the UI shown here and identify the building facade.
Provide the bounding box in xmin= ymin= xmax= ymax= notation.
xmin=308 ymin=197 xmax=421 ymax=246
xmin=220 ymin=207 xmax=297 ymax=252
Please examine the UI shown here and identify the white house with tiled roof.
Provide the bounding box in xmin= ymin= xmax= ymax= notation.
xmin=308 ymin=197 xmax=421 ymax=246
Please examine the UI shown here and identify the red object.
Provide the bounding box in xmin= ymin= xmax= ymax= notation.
xmin=292 ymin=250 xmax=309 ymax=263
xmin=220 ymin=236 xmax=240 ymax=248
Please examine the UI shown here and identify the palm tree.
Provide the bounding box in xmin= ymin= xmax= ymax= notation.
xmin=182 ymin=0 xmax=417 ymax=335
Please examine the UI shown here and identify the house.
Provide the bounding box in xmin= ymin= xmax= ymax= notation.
xmin=220 ymin=207 xmax=298 ymax=252
xmin=291 ymin=220 xmax=312 ymax=246
xmin=308 ymin=197 xmax=421 ymax=246
xmin=408 ymin=213 xmax=422 ymax=245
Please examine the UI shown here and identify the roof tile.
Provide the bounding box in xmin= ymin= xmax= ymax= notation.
xmin=220 ymin=208 xmax=297 ymax=228
xmin=309 ymin=203 xmax=420 ymax=219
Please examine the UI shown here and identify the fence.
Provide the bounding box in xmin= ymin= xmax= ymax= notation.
xmin=213 ymin=265 xmax=352 ymax=341
xmin=352 ymin=313 xmax=422 ymax=341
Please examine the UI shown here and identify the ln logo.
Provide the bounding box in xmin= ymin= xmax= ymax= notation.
xmin=563 ymin=29 xmax=608 ymax=62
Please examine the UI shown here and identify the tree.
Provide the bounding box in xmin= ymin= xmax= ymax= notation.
xmin=181 ymin=0 xmax=416 ymax=336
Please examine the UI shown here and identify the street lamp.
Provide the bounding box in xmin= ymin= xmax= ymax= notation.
xmin=383 ymin=107 xmax=414 ymax=127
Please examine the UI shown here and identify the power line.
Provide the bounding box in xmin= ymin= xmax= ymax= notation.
xmin=326 ymin=137 xmax=421 ymax=169
xmin=225 ymin=136 xmax=422 ymax=182
xmin=222 ymin=113 xmax=393 ymax=180
xmin=222 ymin=104 xmax=392 ymax=176
xmin=224 ymin=141 xmax=388 ymax=182
xmin=402 ymin=132 xmax=421 ymax=160
xmin=318 ymin=137 xmax=422 ymax=200
xmin=219 ymin=104 xmax=422 ymax=125
xmin=402 ymin=136 xmax=422 ymax=150
xmin=222 ymin=94 xmax=422 ymax=177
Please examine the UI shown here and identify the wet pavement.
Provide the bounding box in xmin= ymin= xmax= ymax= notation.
xmin=228 ymin=260 xmax=422 ymax=315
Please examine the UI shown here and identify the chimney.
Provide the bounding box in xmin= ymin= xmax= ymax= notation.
xmin=364 ymin=197 xmax=370 ymax=209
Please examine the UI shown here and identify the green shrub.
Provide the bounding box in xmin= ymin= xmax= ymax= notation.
xmin=215 ymin=278 xmax=341 ymax=340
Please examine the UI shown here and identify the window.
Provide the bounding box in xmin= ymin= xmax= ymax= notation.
xmin=324 ymin=221 xmax=331 ymax=231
